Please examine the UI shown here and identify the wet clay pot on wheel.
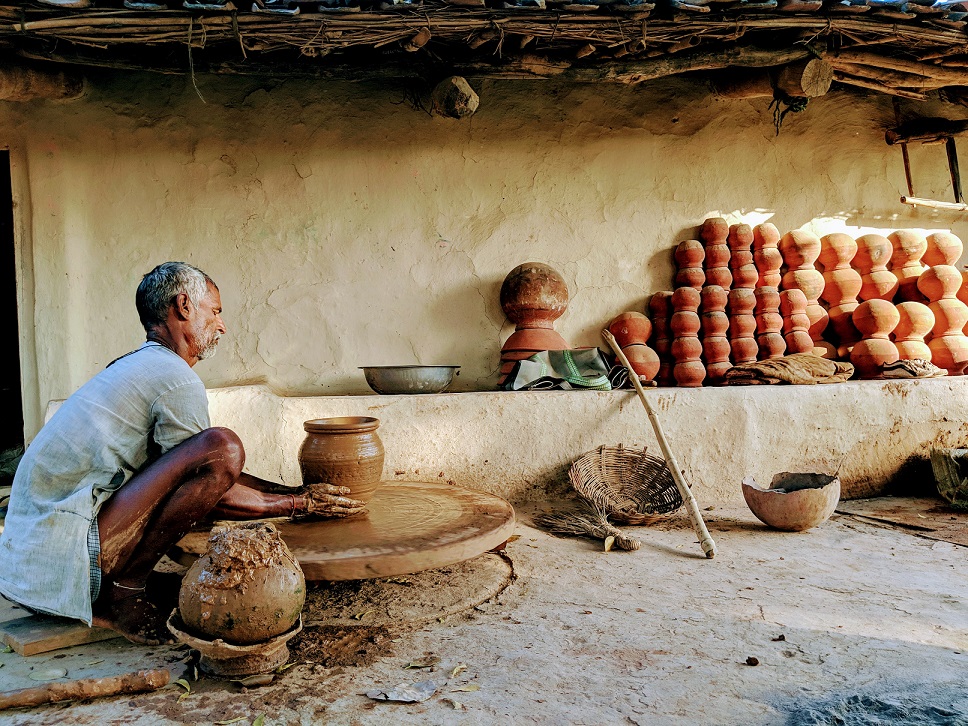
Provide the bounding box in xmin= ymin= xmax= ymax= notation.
xmin=299 ymin=416 xmax=385 ymax=504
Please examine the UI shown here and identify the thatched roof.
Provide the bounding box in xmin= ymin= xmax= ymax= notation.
xmin=1 ymin=0 xmax=967 ymax=100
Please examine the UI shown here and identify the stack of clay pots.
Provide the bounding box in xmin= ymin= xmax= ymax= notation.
xmin=498 ymin=262 xmax=570 ymax=386
xmin=607 ymin=312 xmax=659 ymax=382
xmin=628 ymin=222 xmax=968 ymax=386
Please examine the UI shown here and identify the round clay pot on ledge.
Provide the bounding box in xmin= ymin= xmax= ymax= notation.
xmin=499 ymin=262 xmax=569 ymax=329
xmin=608 ymin=311 xmax=652 ymax=349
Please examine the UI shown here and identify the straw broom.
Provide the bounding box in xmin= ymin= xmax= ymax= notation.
xmin=533 ymin=502 xmax=641 ymax=551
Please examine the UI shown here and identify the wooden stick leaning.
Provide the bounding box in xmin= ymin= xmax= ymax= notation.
xmin=602 ymin=330 xmax=717 ymax=558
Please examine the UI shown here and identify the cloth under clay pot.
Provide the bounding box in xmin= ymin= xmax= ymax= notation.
xmin=179 ymin=522 xmax=305 ymax=645
xmin=299 ymin=416 xmax=385 ymax=504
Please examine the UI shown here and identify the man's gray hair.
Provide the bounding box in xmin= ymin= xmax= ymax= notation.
xmin=136 ymin=262 xmax=215 ymax=330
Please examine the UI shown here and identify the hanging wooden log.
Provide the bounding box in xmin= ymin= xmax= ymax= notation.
xmin=828 ymin=64 xmax=947 ymax=91
xmin=403 ymin=26 xmax=431 ymax=52
xmin=710 ymin=69 xmax=774 ymax=98
xmin=430 ymin=75 xmax=479 ymax=119
xmin=829 ymin=50 xmax=968 ymax=85
xmin=604 ymin=45 xmax=814 ymax=85
xmin=886 ymin=118 xmax=968 ymax=145
xmin=0 ymin=65 xmax=84 ymax=101
xmin=832 ymin=71 xmax=928 ymax=101
xmin=775 ymin=58 xmax=833 ymax=98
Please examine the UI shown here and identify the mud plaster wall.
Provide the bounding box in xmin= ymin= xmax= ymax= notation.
xmin=6 ymin=70 xmax=968 ymax=439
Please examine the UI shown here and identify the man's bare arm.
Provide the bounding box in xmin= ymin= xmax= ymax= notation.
xmin=211 ymin=473 xmax=366 ymax=519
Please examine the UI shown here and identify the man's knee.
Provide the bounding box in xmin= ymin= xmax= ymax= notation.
xmin=197 ymin=427 xmax=245 ymax=479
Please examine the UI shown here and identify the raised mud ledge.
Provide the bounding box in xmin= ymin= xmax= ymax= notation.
xmin=199 ymin=378 xmax=968 ymax=505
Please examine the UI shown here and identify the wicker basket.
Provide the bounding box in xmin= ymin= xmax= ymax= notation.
xmin=568 ymin=444 xmax=683 ymax=524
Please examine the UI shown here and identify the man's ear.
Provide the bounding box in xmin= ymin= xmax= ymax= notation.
xmin=173 ymin=292 xmax=193 ymax=321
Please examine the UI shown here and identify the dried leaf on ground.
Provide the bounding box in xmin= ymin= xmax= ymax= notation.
xmin=366 ymin=680 xmax=438 ymax=702
xmin=28 ymin=668 xmax=68 ymax=681
xmin=449 ymin=663 xmax=467 ymax=678
xmin=442 ymin=697 xmax=466 ymax=710
xmin=232 ymin=673 xmax=276 ymax=687
xmin=451 ymin=683 xmax=480 ymax=692
xmin=404 ymin=655 xmax=440 ymax=669
xmin=214 ymin=718 xmax=247 ymax=725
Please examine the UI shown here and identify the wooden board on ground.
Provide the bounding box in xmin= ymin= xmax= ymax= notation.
xmin=836 ymin=496 xmax=968 ymax=547
xmin=0 ymin=615 xmax=121 ymax=656
xmin=174 ymin=480 xmax=516 ymax=581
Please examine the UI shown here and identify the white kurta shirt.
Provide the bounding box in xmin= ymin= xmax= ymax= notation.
xmin=0 ymin=342 xmax=210 ymax=623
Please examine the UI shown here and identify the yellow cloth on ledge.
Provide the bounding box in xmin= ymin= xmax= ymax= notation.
xmin=724 ymin=353 xmax=854 ymax=385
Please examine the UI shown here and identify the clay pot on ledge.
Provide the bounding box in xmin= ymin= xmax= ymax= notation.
xmin=608 ymin=311 xmax=653 ymax=348
xmin=499 ymin=262 xmax=569 ymax=329
xmin=299 ymin=416 xmax=385 ymax=504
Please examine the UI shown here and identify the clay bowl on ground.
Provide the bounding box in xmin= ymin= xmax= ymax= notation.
xmin=361 ymin=365 xmax=460 ymax=394
xmin=741 ymin=472 xmax=840 ymax=532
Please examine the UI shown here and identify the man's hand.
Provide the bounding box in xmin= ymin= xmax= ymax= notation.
xmin=300 ymin=482 xmax=367 ymax=518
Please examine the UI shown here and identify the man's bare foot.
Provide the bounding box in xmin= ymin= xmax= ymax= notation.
xmin=92 ymin=582 xmax=174 ymax=646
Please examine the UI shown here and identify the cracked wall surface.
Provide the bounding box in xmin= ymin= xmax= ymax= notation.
xmin=3 ymin=69 xmax=967 ymax=438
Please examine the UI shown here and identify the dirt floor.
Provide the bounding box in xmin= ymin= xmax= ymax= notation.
xmin=1 ymin=500 xmax=967 ymax=725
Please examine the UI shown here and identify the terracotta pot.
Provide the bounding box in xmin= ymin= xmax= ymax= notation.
xmin=502 ymin=327 xmax=570 ymax=352
xmin=621 ymin=343 xmax=660 ymax=381
xmin=674 ymin=239 xmax=706 ymax=291
xmin=501 ymin=349 xmax=543 ymax=362
xmin=924 ymin=231 xmax=964 ymax=267
xmin=499 ymin=262 xmax=569 ymax=329
xmin=855 ymin=234 xmax=898 ymax=302
xmin=894 ymin=301 xmax=934 ymax=362
xmin=699 ymin=217 xmax=729 ymax=245
xmin=299 ymin=416 xmax=385 ymax=504
xmin=178 ymin=522 xmax=305 ymax=645
xmin=742 ymin=473 xmax=840 ymax=532
xmin=851 ymin=299 xmax=900 ymax=377
xmin=608 ymin=312 xmax=652 ymax=348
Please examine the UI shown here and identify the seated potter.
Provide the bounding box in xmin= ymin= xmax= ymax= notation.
xmin=0 ymin=262 xmax=364 ymax=645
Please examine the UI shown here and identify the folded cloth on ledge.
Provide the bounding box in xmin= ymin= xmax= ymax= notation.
xmin=501 ymin=348 xmax=612 ymax=391
xmin=724 ymin=353 xmax=854 ymax=385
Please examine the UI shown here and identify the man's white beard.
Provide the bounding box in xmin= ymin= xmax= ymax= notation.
xmin=198 ymin=333 xmax=221 ymax=361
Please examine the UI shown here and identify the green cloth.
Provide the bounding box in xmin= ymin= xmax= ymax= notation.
xmin=502 ymin=349 xmax=612 ymax=391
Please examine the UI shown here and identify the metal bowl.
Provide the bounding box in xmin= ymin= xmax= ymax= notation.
xmin=360 ymin=365 xmax=460 ymax=395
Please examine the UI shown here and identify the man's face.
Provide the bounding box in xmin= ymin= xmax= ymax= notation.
xmin=190 ymin=282 xmax=226 ymax=361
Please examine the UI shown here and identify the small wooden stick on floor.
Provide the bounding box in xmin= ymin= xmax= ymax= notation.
xmin=0 ymin=669 xmax=170 ymax=711
xmin=602 ymin=330 xmax=717 ymax=558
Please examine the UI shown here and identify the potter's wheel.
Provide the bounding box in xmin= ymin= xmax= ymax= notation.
xmin=173 ymin=481 xmax=516 ymax=581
